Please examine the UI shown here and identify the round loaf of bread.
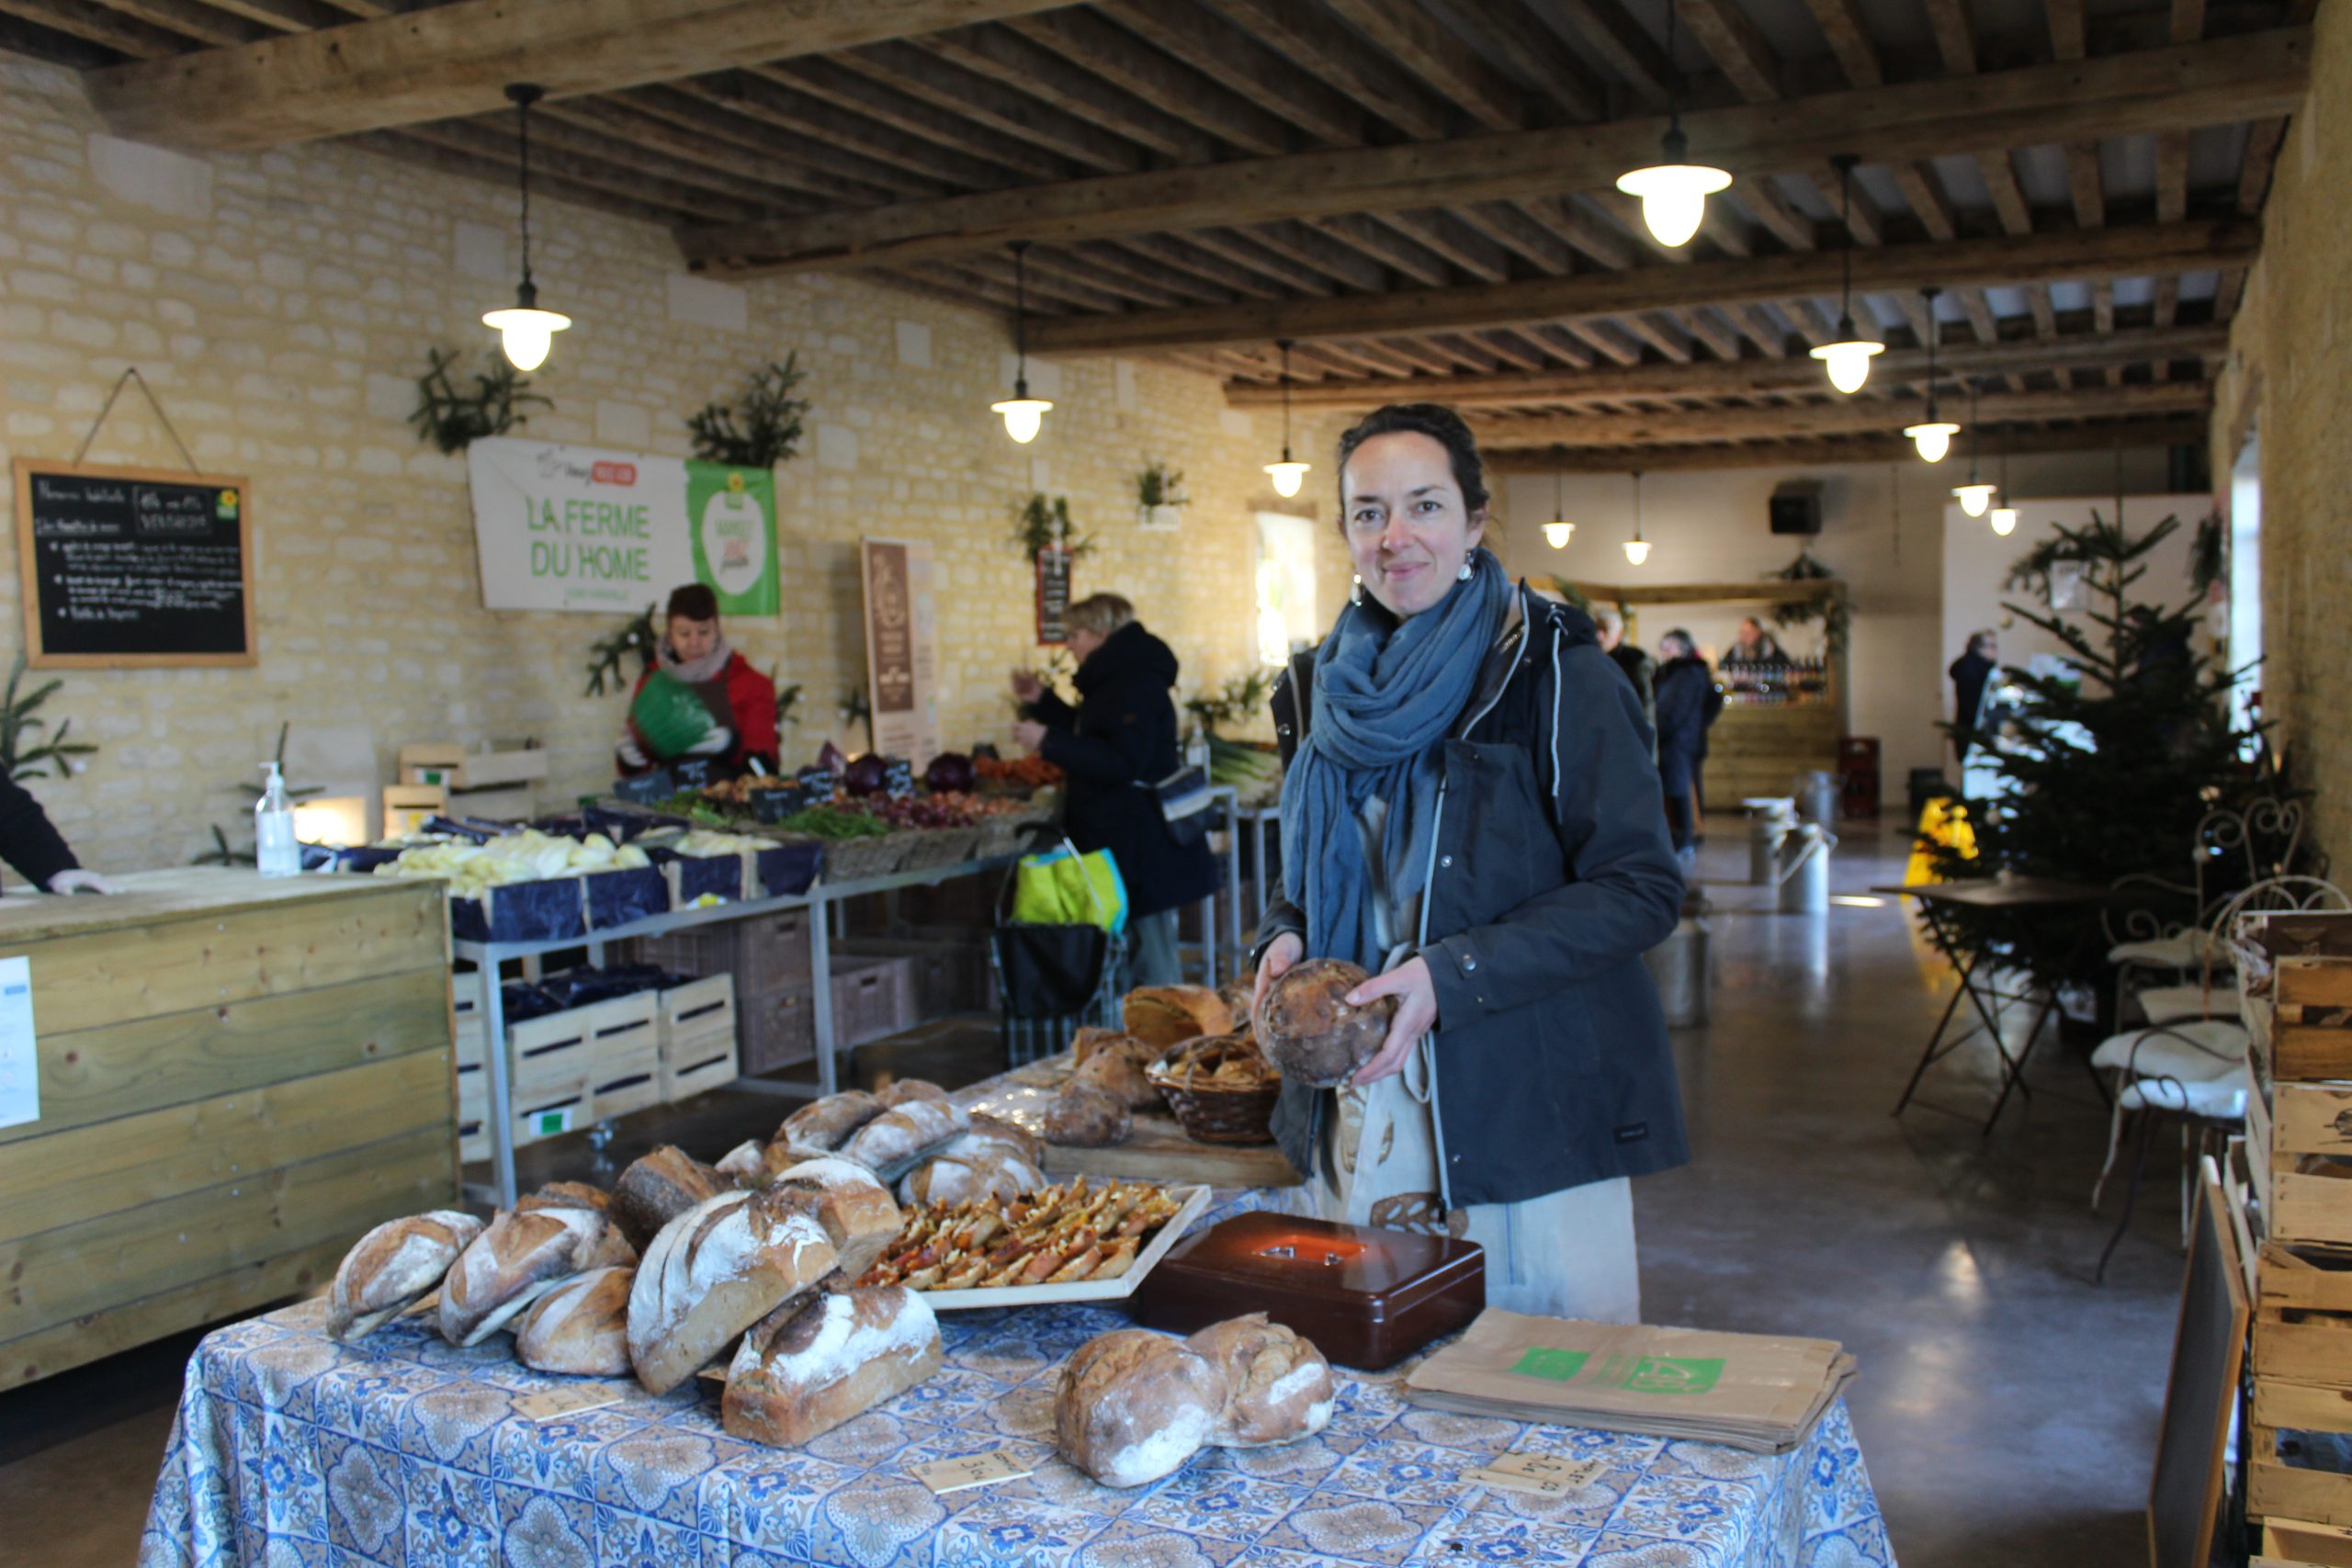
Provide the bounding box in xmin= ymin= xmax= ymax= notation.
xmin=1254 ymin=958 xmax=1395 ymax=1088
xmin=876 ymin=1077 xmax=948 ymax=1107
xmin=327 ymin=1210 xmax=485 ymax=1343
xmin=1070 ymin=1025 xmax=1126 ymax=1065
xmin=1044 ymin=1083 xmax=1131 ymax=1147
xmin=1185 ymin=1314 xmax=1336 ymax=1448
xmin=777 ymin=1089 xmax=885 ymax=1153
xmin=514 ymin=1265 xmax=634 ymax=1376
xmin=1069 ymin=1039 xmax=1161 ymax=1111
xmin=1122 ymin=986 xmax=1234 ymax=1050
xmin=612 ymin=1145 xmax=729 ymax=1251
xmin=625 ymin=1187 xmax=840 ymax=1394
xmin=964 ymin=1112 xmax=1045 ymax=1168
xmin=1055 ymin=1329 xmax=1223 ymax=1487
xmin=899 ymin=1148 xmax=1046 ymax=1208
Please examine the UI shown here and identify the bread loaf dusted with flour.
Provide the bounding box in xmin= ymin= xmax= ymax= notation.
xmin=438 ymin=1202 xmax=613 ymax=1347
xmin=964 ymin=1112 xmax=1045 ymax=1168
xmin=875 ymin=1077 xmax=947 ymax=1107
xmin=326 ymin=1211 xmax=485 ymax=1343
xmin=838 ymin=1096 xmax=969 ymax=1176
xmin=1069 ymin=1038 xmax=1162 ymax=1111
xmin=514 ymin=1265 xmax=634 ymax=1376
xmin=625 ymin=1185 xmax=841 ymax=1393
xmin=1054 ymin=1329 xmax=1225 ymax=1488
xmin=1044 ymin=1083 xmax=1130 ymax=1146
xmin=721 ymin=1285 xmax=944 ymax=1446
xmin=768 ymin=1156 xmax=903 ymax=1282
xmin=899 ymin=1146 xmax=1046 ymax=1208
xmin=777 ymin=1089 xmax=885 ymax=1156
xmin=1185 ymin=1314 xmax=1335 ymax=1448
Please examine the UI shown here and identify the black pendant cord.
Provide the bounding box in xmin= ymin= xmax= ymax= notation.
xmin=1633 ymin=469 xmax=1645 ymax=542
xmin=1834 ymin=155 xmax=1858 ymax=331
xmin=508 ymin=84 xmax=544 ymax=306
xmin=1966 ymin=379 xmax=1983 ymax=479
xmin=1011 ymin=240 xmax=1032 ymax=399
xmin=1277 ymin=338 xmax=1295 ymax=461
xmin=1554 ymin=465 xmax=1564 ymax=521
xmin=1920 ymin=286 xmax=1941 ymax=419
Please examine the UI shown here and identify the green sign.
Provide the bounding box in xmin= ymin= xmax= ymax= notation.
xmin=685 ymin=460 xmax=780 ymax=615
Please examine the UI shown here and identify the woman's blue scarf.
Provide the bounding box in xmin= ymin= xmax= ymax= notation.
xmin=1280 ymin=549 xmax=1510 ymax=968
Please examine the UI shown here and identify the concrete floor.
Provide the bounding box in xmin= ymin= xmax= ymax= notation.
xmin=0 ymin=818 xmax=2188 ymax=1566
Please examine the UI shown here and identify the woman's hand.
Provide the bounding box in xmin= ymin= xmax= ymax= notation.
xmin=1010 ymin=668 xmax=1044 ymax=704
xmin=1252 ymin=931 xmax=1303 ymax=1018
xmin=1347 ymin=957 xmax=1438 ymax=1085
xmin=1011 ymin=718 xmax=1047 ymax=752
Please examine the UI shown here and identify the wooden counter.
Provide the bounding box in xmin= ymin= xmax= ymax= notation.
xmin=0 ymin=869 xmax=455 ymax=1387
xmin=1703 ymin=701 xmax=1842 ymax=805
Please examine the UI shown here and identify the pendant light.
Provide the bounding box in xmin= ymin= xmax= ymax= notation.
xmin=1951 ymin=380 xmax=1996 ymax=515
xmin=1543 ymin=465 xmax=1574 ymax=549
xmin=1810 ymin=155 xmax=1883 ymax=394
xmin=1903 ymin=287 xmax=1960 ymax=463
xmin=1614 ymin=1 xmax=1731 ymax=248
xmin=1623 ymin=470 xmax=1651 ymax=565
xmin=481 ymin=84 xmax=571 ymax=372
xmin=1988 ymin=431 xmax=2018 ymax=536
xmin=990 ymin=241 xmax=1053 ymax=444
xmin=1262 ymin=339 xmax=1310 ymax=498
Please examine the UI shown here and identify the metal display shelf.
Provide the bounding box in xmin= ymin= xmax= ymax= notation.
xmin=451 ymin=794 xmax=1248 ymax=1209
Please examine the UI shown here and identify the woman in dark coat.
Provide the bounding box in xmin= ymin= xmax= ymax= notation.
xmin=1651 ymin=628 xmax=1723 ymax=862
xmin=1012 ymin=594 xmax=1217 ymax=987
xmin=1252 ymin=404 xmax=1686 ymax=1322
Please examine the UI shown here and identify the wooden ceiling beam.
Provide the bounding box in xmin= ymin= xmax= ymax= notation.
xmin=1729 ymin=176 xmax=1816 ymax=251
xmin=0 ymin=12 xmax=119 ymax=64
xmin=1375 ymin=209 xmax=1511 ymax=283
xmin=353 ymin=129 xmax=690 ymax=226
xmin=1487 ymin=415 xmax=2208 ymax=473
xmin=709 ymin=69 xmax=1030 ymax=189
xmin=583 ymin=86 xmax=930 ymax=204
xmin=0 ymin=0 xmax=183 ymax=55
xmin=1922 ymin=0 xmax=1979 ymax=75
xmin=1241 ymin=220 xmax=1390 ymax=294
xmin=1801 ymin=0 xmax=1883 ymax=87
xmin=1531 ymin=0 xmax=1671 ymax=106
xmin=1002 ymin=6 xmax=1295 ymax=157
xmin=1323 ymin=0 xmax=1530 ymax=132
xmin=833 ymin=44 xmax=1145 ymax=175
xmin=1202 ymin=0 xmax=1453 ymax=141
xmin=760 ymin=59 xmax=1067 ymax=182
xmin=1676 ymin=0 xmax=1781 ymax=103
xmin=2066 ymin=144 xmax=2106 ymax=228
xmin=1030 ymin=220 xmax=2255 ymax=354
xmin=92 ymin=0 xmax=256 ymax=47
xmin=1220 ymin=324 xmax=2229 ymax=408
xmin=1094 ymin=0 xmax=1366 ymax=148
xmin=913 ymin=22 xmax=1220 ymax=164
xmin=198 ymin=0 xmax=350 ymax=28
xmin=1470 ymin=381 xmax=2207 ymax=447
xmin=405 ymin=117 xmax=775 ymax=222
xmin=85 ymin=0 xmax=1079 ymax=149
xmin=676 ymin=30 xmax=2312 ymax=277
xmin=1311 ymin=213 xmax=1451 ymax=289
xmin=1432 ymin=0 xmax=1610 ymax=123
xmin=2049 ymin=0 xmax=2086 ymax=62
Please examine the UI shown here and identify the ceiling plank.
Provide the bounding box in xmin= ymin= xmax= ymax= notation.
xmin=1487 ymin=416 xmax=2207 ymax=472
xmin=1802 ymin=0 xmax=1882 ymax=87
xmin=1028 ymin=220 xmax=2255 ymax=355
xmin=1730 ymin=176 xmax=1816 ymax=250
xmin=2239 ymin=118 xmax=2289 ymax=212
xmin=914 ymin=21 xmax=1220 ymax=163
xmin=1323 ymin=0 xmax=1529 ymax=132
xmin=0 ymin=0 xmax=184 ymax=54
xmin=1977 ymin=150 xmax=2034 ymax=234
xmin=1676 ymin=0 xmax=1780 ymax=102
xmin=2066 ymin=144 xmax=2106 ymax=227
xmin=1002 ymin=6 xmax=1295 ymax=156
xmin=1470 ymin=380 xmax=2207 ymax=446
xmin=1095 ymin=0 xmax=1366 ymax=147
xmin=1922 ymin=0 xmax=1979 ymax=75
xmin=833 ymin=43 xmax=1146 ymax=174
xmin=677 ymin=30 xmax=2311 ymax=276
xmin=762 ymin=58 xmax=1068 ymax=182
xmin=1203 ymin=0 xmax=1453 ymax=141
xmin=1532 ymin=0 xmax=1671 ymax=105
xmin=86 ymin=0 xmax=1080 ymax=149
xmin=1889 ymin=162 xmax=1958 ymax=241
xmin=2049 ymin=0 xmax=2086 ymax=62
xmin=92 ymin=0 xmax=256 ymax=47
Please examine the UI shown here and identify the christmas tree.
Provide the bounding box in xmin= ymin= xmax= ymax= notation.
xmin=1922 ymin=512 xmax=2257 ymax=1010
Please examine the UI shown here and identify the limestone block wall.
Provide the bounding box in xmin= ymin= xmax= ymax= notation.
xmin=0 ymin=55 xmax=1352 ymax=873
xmin=2211 ymin=0 xmax=2352 ymax=861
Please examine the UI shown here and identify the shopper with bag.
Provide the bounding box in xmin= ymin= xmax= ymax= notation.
xmin=1012 ymin=593 xmax=1217 ymax=987
xmin=1253 ymin=403 xmax=1686 ymax=1323
xmin=615 ymin=583 xmax=778 ymax=780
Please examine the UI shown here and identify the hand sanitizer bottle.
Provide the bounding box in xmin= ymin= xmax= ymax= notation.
xmin=254 ymin=761 xmax=300 ymax=877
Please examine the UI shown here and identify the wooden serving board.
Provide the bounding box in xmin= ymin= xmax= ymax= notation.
xmin=958 ymin=1060 xmax=1302 ymax=1189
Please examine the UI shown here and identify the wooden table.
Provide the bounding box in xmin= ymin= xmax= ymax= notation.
xmin=1878 ymin=876 xmax=2120 ymax=1134
xmin=0 ymin=869 xmax=455 ymax=1387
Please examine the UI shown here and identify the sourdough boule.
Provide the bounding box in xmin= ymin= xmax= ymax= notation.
xmin=1254 ymin=958 xmax=1395 ymax=1088
xmin=1054 ymin=1329 xmax=1223 ymax=1487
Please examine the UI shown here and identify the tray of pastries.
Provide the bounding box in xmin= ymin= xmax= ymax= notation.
xmin=852 ymin=1176 xmax=1211 ymax=1309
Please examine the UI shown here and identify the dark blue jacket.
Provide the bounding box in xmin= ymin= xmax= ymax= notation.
xmin=1258 ymin=589 xmax=1689 ymax=1208
xmin=1652 ymin=654 xmax=1723 ymax=796
xmin=1025 ymin=621 xmax=1219 ymax=919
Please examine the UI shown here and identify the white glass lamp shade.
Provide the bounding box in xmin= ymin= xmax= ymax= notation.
xmin=482 ymin=305 xmax=571 ymax=371
xmin=1952 ymin=482 xmax=1996 ymax=518
xmin=1543 ymin=521 xmax=1574 ymax=549
xmin=1623 ymin=537 xmax=1652 ymax=566
xmin=1615 ymin=163 xmax=1732 ymax=248
xmin=991 ymin=396 xmax=1052 ymax=444
xmin=1264 ymin=459 xmax=1310 ymax=498
xmin=1989 ymin=506 xmax=2019 ymax=536
xmin=1811 ymin=336 xmax=1883 ymax=395
xmin=1905 ymin=421 xmax=1960 ymax=463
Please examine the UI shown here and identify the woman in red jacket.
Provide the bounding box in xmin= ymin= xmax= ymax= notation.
xmin=615 ymin=583 xmax=778 ymax=778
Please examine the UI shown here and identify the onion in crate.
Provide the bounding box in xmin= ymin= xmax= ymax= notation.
xmin=1253 ymin=958 xmax=1396 ymax=1088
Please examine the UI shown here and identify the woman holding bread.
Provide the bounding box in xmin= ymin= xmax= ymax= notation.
xmin=1252 ymin=403 xmax=1687 ymax=1323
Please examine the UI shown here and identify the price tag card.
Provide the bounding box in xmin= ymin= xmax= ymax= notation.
xmin=514 ymin=1382 xmax=633 ymax=1422
xmin=1464 ymin=1455 xmax=1605 ymax=1497
xmin=910 ymin=1450 xmax=1034 ymax=1495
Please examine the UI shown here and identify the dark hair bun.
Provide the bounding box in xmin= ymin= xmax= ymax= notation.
xmin=1335 ymin=404 xmax=1489 ymax=514
xmin=667 ymin=583 xmax=720 ymax=622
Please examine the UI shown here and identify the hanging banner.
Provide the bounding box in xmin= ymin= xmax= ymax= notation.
xmin=1035 ymin=547 xmax=1071 ymax=647
xmin=465 ymin=437 xmax=779 ymax=615
xmin=861 ymin=537 xmax=940 ymax=766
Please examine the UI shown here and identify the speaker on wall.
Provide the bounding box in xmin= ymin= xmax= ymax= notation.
xmin=1770 ymin=480 xmax=1823 ymax=536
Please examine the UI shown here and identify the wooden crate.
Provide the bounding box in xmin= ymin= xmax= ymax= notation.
xmin=2262 ymin=1085 xmax=2352 ymax=1250
xmin=658 ymin=973 xmax=738 ymax=1057
xmin=832 ymin=953 xmax=915 ymax=1047
xmin=2263 ymin=1518 xmax=2352 ymax=1567
xmin=2256 ymin=1244 xmax=2352 ymax=1384
xmin=2252 ymin=1412 xmax=2352 ymax=1530
xmin=736 ymin=987 xmax=815 ymax=1076
xmin=660 ymin=1028 xmax=741 ymax=1103
xmin=630 ymin=907 xmax=814 ymax=998
xmin=0 ymin=871 xmax=453 ymax=1387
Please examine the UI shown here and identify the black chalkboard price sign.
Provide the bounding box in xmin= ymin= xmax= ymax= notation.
xmin=13 ymin=458 xmax=254 ymax=667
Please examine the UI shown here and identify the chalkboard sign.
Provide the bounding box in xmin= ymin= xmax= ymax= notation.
xmin=2149 ymin=1168 xmax=2247 ymax=1568
xmin=1035 ymin=547 xmax=1071 ymax=648
xmin=13 ymin=458 xmax=254 ymax=667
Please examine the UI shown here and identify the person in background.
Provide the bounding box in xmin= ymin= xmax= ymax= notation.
xmin=1251 ymin=402 xmax=1685 ymax=1323
xmin=1 ymin=773 xmax=111 ymax=895
xmin=1593 ymin=607 xmax=1656 ymax=756
xmin=1011 ymin=593 xmax=1217 ymax=988
xmin=1949 ymin=629 xmax=1997 ymax=762
xmin=1652 ymin=628 xmax=1723 ymax=868
xmin=616 ymin=583 xmax=778 ymax=779
xmin=1725 ymin=615 xmax=1787 ymax=669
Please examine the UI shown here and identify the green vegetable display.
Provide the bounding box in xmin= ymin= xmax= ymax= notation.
xmin=775 ymin=806 xmax=892 ymax=840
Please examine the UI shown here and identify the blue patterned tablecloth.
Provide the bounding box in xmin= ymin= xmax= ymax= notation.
xmin=139 ymin=1289 xmax=1892 ymax=1568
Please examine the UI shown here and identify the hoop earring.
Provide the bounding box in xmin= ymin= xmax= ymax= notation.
xmin=1350 ymin=574 xmax=1364 ymax=606
xmin=1457 ymin=554 xmax=1474 ymax=581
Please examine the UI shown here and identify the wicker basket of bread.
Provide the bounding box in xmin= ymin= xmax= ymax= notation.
xmin=1147 ymin=1031 xmax=1282 ymax=1145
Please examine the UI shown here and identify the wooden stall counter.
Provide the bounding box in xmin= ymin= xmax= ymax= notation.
xmin=0 ymin=869 xmax=456 ymax=1388
xmin=1707 ymin=697 xmax=1842 ymax=805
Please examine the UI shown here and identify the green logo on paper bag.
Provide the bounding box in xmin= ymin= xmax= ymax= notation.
xmin=1510 ymin=1348 xmax=1591 ymax=1382
xmin=1620 ymin=1356 xmax=1723 ymax=1394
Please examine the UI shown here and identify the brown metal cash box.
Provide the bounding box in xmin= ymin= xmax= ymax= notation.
xmin=1129 ymin=1212 xmax=1485 ymax=1370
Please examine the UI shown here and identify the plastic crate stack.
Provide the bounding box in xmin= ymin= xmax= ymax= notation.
xmin=2236 ymin=909 xmax=2352 ymax=1551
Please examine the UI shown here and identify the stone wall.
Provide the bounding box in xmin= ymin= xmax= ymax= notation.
xmin=0 ymin=54 xmax=1351 ymax=873
xmin=2211 ymin=0 xmax=2352 ymax=859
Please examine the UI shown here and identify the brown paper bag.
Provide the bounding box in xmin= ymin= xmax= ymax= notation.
xmin=1405 ymin=1308 xmax=1856 ymax=1453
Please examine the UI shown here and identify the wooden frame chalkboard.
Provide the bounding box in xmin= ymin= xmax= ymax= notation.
xmin=13 ymin=457 xmax=255 ymax=668
xmin=2149 ymin=1166 xmax=2248 ymax=1568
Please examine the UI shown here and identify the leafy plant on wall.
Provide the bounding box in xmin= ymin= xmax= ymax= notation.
xmin=0 ymin=655 xmax=96 ymax=782
xmin=1136 ymin=460 xmax=1188 ymax=509
xmin=1012 ymin=493 xmax=1096 ymax=561
xmin=687 ymin=355 xmax=811 ymax=468
xmin=410 ymin=347 xmax=550 ymax=454
xmin=1767 ymin=551 xmax=1853 ymax=655
xmin=584 ymin=604 xmax=660 ymax=697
